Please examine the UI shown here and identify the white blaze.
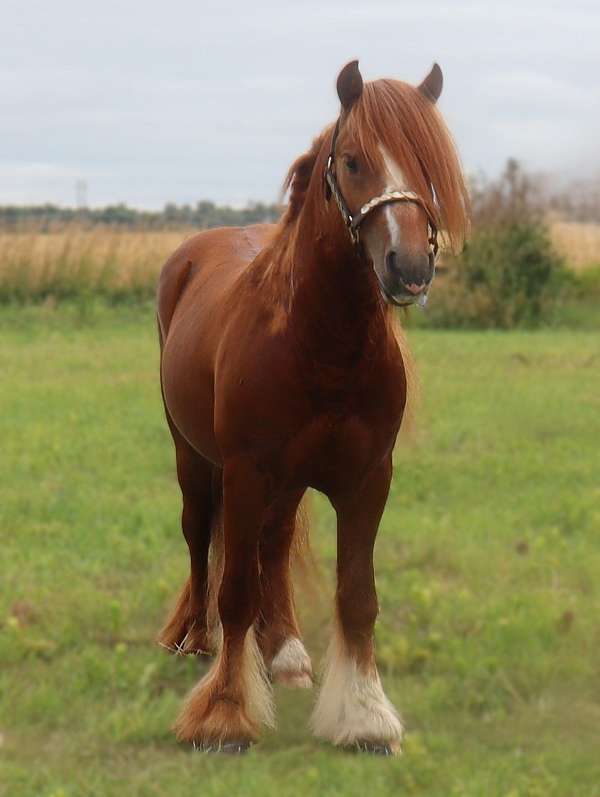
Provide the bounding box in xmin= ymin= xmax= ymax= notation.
xmin=379 ymin=145 xmax=408 ymax=249
xmin=384 ymin=205 xmax=400 ymax=249
xmin=379 ymin=145 xmax=408 ymax=192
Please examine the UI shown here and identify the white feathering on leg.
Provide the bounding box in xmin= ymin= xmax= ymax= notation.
xmin=271 ymin=637 xmax=313 ymax=688
xmin=311 ymin=626 xmax=403 ymax=748
xmin=244 ymin=626 xmax=276 ymax=728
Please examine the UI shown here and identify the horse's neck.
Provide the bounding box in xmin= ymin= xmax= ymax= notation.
xmin=283 ymin=200 xmax=389 ymax=365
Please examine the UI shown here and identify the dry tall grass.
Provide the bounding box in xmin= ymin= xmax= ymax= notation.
xmin=0 ymin=221 xmax=598 ymax=302
xmin=0 ymin=228 xmax=193 ymax=301
xmin=550 ymin=221 xmax=600 ymax=270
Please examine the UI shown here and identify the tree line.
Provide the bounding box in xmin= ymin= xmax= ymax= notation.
xmin=1 ymin=161 xmax=599 ymax=232
xmin=0 ymin=200 xmax=282 ymax=231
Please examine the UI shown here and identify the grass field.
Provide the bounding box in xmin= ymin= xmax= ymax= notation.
xmin=1 ymin=304 xmax=599 ymax=797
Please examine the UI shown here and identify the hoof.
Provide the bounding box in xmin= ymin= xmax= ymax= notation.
xmin=192 ymin=740 xmax=251 ymax=755
xmin=353 ymin=739 xmax=399 ymax=756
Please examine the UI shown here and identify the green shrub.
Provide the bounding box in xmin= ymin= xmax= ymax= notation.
xmin=425 ymin=222 xmax=573 ymax=329
xmin=572 ymin=263 xmax=600 ymax=299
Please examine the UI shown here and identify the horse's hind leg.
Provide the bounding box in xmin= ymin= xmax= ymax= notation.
xmin=258 ymin=492 xmax=313 ymax=688
xmin=158 ymin=424 xmax=218 ymax=655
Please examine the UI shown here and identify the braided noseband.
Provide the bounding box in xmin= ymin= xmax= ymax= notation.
xmin=324 ymin=118 xmax=439 ymax=258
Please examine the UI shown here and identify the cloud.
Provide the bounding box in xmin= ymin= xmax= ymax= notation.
xmin=1 ymin=0 xmax=599 ymax=206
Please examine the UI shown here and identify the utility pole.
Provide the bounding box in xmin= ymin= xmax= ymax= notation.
xmin=75 ymin=179 xmax=88 ymax=209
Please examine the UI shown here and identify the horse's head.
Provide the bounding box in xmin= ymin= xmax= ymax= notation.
xmin=326 ymin=60 xmax=468 ymax=307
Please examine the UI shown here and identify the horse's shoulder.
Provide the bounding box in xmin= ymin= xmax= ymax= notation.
xmin=157 ymin=224 xmax=279 ymax=337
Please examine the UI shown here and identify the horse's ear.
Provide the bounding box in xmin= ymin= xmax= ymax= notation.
xmin=418 ymin=62 xmax=443 ymax=103
xmin=336 ymin=60 xmax=363 ymax=111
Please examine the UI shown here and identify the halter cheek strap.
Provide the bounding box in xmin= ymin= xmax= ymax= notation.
xmin=324 ymin=118 xmax=439 ymax=257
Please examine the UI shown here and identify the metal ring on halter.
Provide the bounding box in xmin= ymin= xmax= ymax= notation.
xmin=324 ymin=118 xmax=439 ymax=256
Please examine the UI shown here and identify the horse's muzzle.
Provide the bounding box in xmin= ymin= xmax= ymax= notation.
xmin=379 ymin=249 xmax=434 ymax=307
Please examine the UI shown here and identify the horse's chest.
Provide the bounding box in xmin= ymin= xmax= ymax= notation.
xmin=283 ymin=357 xmax=405 ymax=491
xmin=287 ymin=403 xmax=400 ymax=495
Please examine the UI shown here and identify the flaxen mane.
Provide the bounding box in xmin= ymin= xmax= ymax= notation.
xmin=281 ymin=129 xmax=330 ymax=225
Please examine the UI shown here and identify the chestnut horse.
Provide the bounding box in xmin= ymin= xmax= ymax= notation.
xmin=157 ymin=60 xmax=468 ymax=755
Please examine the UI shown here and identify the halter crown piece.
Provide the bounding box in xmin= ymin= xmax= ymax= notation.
xmin=324 ymin=118 xmax=439 ymax=258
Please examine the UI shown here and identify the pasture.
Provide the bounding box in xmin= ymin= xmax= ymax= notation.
xmin=1 ymin=303 xmax=599 ymax=796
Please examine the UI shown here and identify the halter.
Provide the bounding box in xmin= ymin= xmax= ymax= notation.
xmin=324 ymin=118 xmax=439 ymax=258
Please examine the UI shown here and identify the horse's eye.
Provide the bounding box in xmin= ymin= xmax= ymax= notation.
xmin=344 ymin=156 xmax=359 ymax=175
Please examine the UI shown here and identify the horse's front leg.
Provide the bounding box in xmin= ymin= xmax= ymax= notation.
xmin=312 ymin=457 xmax=403 ymax=755
xmin=173 ymin=455 xmax=275 ymax=752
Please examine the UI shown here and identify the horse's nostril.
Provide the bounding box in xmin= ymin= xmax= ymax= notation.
xmin=385 ymin=250 xmax=398 ymax=273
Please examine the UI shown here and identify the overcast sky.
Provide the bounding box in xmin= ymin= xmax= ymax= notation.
xmin=2 ymin=0 xmax=599 ymax=208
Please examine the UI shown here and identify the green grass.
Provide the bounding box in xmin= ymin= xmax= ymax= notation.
xmin=1 ymin=303 xmax=599 ymax=797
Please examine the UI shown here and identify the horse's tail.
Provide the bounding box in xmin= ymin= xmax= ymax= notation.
xmin=290 ymin=496 xmax=317 ymax=591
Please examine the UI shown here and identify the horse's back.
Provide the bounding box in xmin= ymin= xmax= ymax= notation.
xmin=157 ymin=223 xmax=276 ymax=340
